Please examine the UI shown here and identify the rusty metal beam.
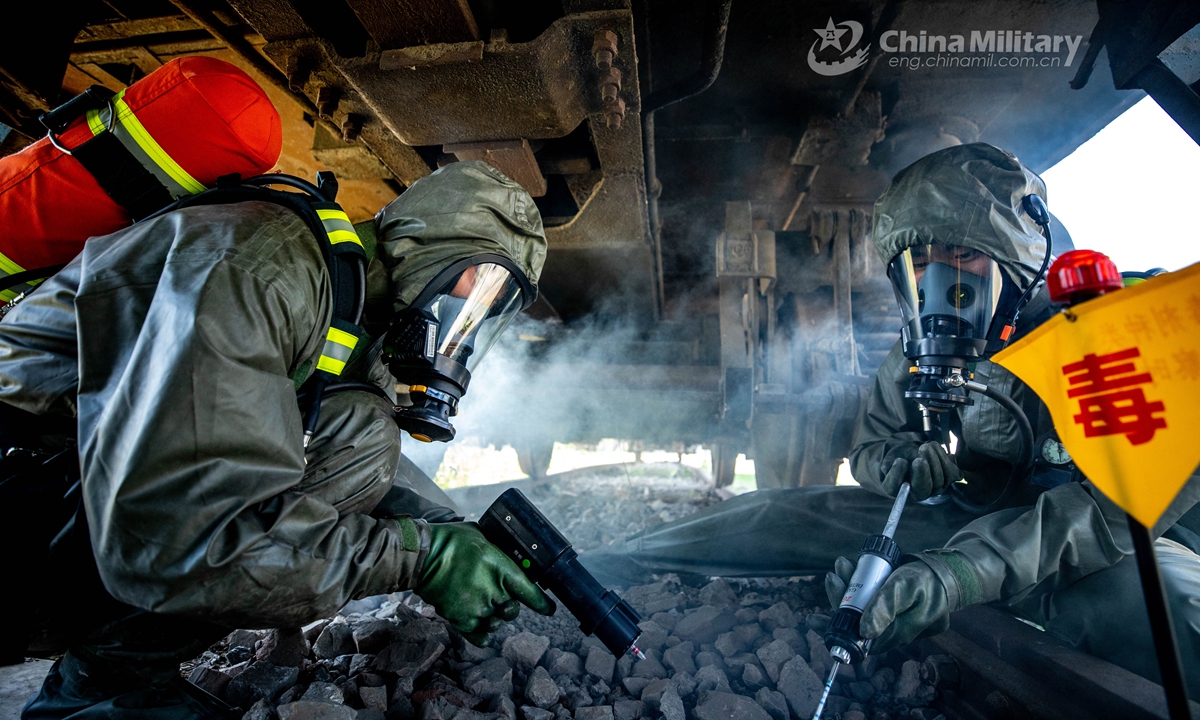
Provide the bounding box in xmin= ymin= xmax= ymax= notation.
xmin=342 ymin=0 xmax=480 ymax=50
xmin=444 ymin=139 xmax=547 ymax=197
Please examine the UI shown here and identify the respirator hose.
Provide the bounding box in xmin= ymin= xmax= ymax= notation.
xmin=949 ymin=382 xmax=1034 ymax=515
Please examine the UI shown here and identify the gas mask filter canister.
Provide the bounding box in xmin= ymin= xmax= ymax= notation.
xmin=384 ymin=254 xmax=535 ymax=443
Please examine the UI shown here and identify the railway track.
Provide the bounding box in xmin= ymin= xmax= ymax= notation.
xmin=916 ymin=606 xmax=1199 ymax=720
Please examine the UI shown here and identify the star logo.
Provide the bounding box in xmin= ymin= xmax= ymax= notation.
xmin=814 ymin=18 xmax=849 ymax=52
xmin=807 ymin=18 xmax=870 ymax=77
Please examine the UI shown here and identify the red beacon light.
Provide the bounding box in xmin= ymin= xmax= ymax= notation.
xmin=1047 ymin=249 xmax=1123 ymax=305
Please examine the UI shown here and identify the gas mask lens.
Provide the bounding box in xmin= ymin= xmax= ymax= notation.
xmin=386 ymin=258 xmax=533 ymax=444
xmin=426 ymin=263 xmax=525 ymax=372
xmin=888 ymin=244 xmax=1004 ymax=346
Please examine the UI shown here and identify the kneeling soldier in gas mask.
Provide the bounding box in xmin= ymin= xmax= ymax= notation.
xmin=1 ymin=161 xmax=554 ymax=718
xmin=582 ymin=143 xmax=1200 ymax=692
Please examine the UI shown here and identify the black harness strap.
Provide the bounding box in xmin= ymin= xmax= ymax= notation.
xmin=70 ymin=132 xmax=174 ymax=221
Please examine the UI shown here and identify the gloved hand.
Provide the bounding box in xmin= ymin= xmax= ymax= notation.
xmin=825 ymin=551 xmax=973 ymax=652
xmin=414 ymin=522 xmax=556 ymax=646
xmin=882 ymin=442 xmax=960 ymax=501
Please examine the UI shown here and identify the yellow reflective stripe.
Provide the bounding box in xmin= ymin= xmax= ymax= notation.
xmin=317 ymin=208 xmax=352 ymax=224
xmin=0 ymin=250 xmax=24 ymax=278
xmin=112 ymin=96 xmax=206 ymax=195
xmin=326 ymin=326 xmax=358 ymax=349
xmin=316 ymin=355 xmax=347 ymax=375
xmin=86 ymin=108 xmax=105 ymax=136
xmin=327 ymin=229 xmax=363 ymax=247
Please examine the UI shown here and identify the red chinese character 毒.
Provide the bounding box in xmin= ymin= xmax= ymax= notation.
xmin=1062 ymin=348 xmax=1153 ymax=398
xmin=1062 ymin=347 xmax=1167 ymax=445
xmin=1072 ymin=388 xmax=1167 ymax=445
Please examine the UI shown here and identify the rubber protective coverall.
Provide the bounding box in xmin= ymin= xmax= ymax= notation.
xmin=0 ymin=160 xmax=545 ymax=718
xmin=582 ymin=143 xmax=1200 ymax=691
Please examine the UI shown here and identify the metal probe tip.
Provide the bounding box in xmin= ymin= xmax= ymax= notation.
xmin=629 ymin=645 xmax=646 ymax=661
xmin=810 ymin=661 xmax=839 ymax=720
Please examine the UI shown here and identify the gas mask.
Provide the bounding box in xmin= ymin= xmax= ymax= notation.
xmin=888 ymin=194 xmax=1052 ymax=417
xmin=888 ymin=243 xmax=1009 ymax=410
xmin=385 ymin=254 xmax=534 ymax=443
xmin=885 ymin=194 xmax=1053 ymax=513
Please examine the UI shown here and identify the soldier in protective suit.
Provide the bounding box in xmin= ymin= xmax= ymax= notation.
xmin=582 ymin=143 xmax=1200 ymax=691
xmin=1 ymin=161 xmax=554 ymax=718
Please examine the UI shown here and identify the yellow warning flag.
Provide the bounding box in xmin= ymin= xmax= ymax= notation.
xmin=993 ymin=261 xmax=1200 ymax=527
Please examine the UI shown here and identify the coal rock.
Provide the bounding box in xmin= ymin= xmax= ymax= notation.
xmin=754 ymin=689 xmax=788 ymax=720
xmin=869 ymin=667 xmax=896 ymax=695
xmin=373 ymin=640 xmax=446 ymax=677
xmin=693 ymin=665 xmax=731 ymax=695
xmin=574 ymin=706 xmax=613 ymax=720
xmin=396 ymin=619 xmax=452 ymax=648
xmin=188 ymin=665 xmax=231 ymax=699
xmin=671 ymin=672 xmax=696 ymax=700
xmin=721 ymin=654 xmax=757 ymax=673
xmin=805 ymin=630 xmax=833 ymax=670
xmin=694 ymin=652 xmax=725 ymax=672
xmin=350 ymin=654 xmax=375 ymax=676
xmin=713 ymin=633 xmax=744 ymax=659
xmin=276 ymin=701 xmax=359 ymax=720
xmin=693 ymin=692 xmax=772 ymax=720
xmin=698 ymin=580 xmax=739 ymax=609
xmin=228 ymin=646 xmax=255 ymax=665
xmin=361 ymin=686 xmax=389 ymax=712
xmin=412 ymin=674 xmax=482 ymax=709
xmin=638 ymin=679 xmax=670 ymax=710
xmin=459 ymin=643 xmax=500 ymax=664
xmin=279 ymin=687 xmax=306 ymax=705
xmin=658 ymin=687 xmax=684 ymax=720
xmin=503 ymin=633 xmax=551 ymax=672
xmin=463 ymin=657 xmax=514 ymax=700
xmin=492 ymin=695 xmax=518 ymax=720
xmin=525 ymin=667 xmax=561 ymax=709
xmin=841 ymin=712 xmax=866 ymax=720
xmin=302 ymin=682 xmax=345 ymax=705
xmin=629 ymin=657 xmax=666 ymax=679
xmin=316 ymin=624 xmax=357 ymax=662
xmin=584 ymin=647 xmax=616 ymax=683
xmin=544 ymin=649 xmax=583 ymax=678
xmin=733 ymin=609 xmax=758 ymax=625
xmin=621 ymin=677 xmax=652 ymax=697
xmin=419 ymin=697 xmax=459 ymax=720
xmin=757 ymin=603 xmax=797 ymax=632
xmin=661 ymin=641 xmax=696 ymax=676
xmin=754 ymin=640 xmax=795 ymax=685
xmin=650 ymin=613 xmax=678 ymax=632
xmin=243 ymin=698 xmax=275 ymax=720
xmin=355 ymin=621 xmax=402 ymax=655
xmin=227 ymin=629 xmax=261 ymax=651
xmin=847 ymin=681 xmax=875 ymax=703
xmin=521 ymin=707 xmax=554 ymax=720
xmin=612 ymin=699 xmax=641 ymax=720
xmin=615 ymin=655 xmax=633 ymax=684
xmin=388 ymin=696 xmax=416 ymax=720
xmin=804 ymin=615 xmax=831 ymax=633
xmin=633 ymin=623 xmax=667 ymax=656
xmin=770 ymin=628 xmax=808 ymax=659
xmin=673 ymin=606 xmax=736 ymax=645
xmin=775 ymin=656 xmax=824 ymax=720
xmin=892 ymin=660 xmax=935 ymax=707
xmin=258 ymin=628 xmax=310 ymax=668
xmin=741 ymin=663 xmax=766 ymax=691
xmin=227 ymin=661 xmax=301 ymax=707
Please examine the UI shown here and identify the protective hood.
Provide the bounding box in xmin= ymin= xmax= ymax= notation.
xmin=872 ymin=143 xmax=1048 ymax=291
xmin=375 ymin=160 xmax=547 ymax=312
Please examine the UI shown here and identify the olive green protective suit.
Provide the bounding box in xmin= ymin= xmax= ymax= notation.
xmin=582 ymin=144 xmax=1200 ymax=691
xmin=2 ymin=161 xmax=547 ymax=718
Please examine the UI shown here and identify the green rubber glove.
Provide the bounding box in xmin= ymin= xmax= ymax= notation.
xmin=858 ymin=562 xmax=952 ymax=651
xmin=826 ymin=552 xmax=973 ymax=653
xmin=882 ymin=441 xmax=961 ymax=501
xmin=414 ymin=522 xmax=556 ymax=647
